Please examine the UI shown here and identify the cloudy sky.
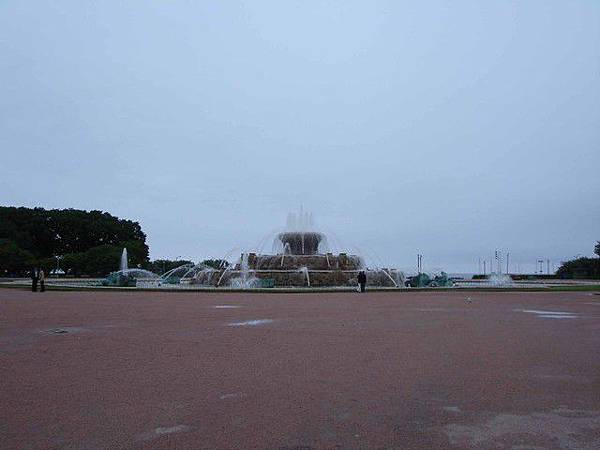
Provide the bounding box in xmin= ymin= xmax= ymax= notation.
xmin=1 ymin=1 xmax=599 ymax=273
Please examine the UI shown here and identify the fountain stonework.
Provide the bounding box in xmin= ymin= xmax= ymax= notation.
xmin=185 ymin=212 xmax=404 ymax=288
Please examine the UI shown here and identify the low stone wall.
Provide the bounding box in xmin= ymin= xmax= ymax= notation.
xmin=190 ymin=268 xmax=403 ymax=288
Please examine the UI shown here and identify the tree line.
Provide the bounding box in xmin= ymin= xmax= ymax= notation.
xmin=6 ymin=205 xmax=593 ymax=280
xmin=0 ymin=206 xmax=149 ymax=277
xmin=0 ymin=206 xmax=230 ymax=277
xmin=556 ymin=241 xmax=600 ymax=279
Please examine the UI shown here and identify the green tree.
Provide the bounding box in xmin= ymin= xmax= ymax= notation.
xmin=0 ymin=239 xmax=35 ymax=276
xmin=147 ymin=259 xmax=194 ymax=275
xmin=0 ymin=206 xmax=150 ymax=276
xmin=201 ymin=259 xmax=230 ymax=269
xmin=556 ymin=242 xmax=600 ymax=279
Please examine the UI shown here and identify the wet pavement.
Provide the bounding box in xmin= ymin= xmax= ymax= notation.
xmin=1 ymin=289 xmax=599 ymax=449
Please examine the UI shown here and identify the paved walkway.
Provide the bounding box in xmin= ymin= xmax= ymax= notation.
xmin=1 ymin=289 xmax=599 ymax=449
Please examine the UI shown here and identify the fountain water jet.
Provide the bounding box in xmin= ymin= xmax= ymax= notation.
xmin=192 ymin=210 xmax=405 ymax=289
xmin=102 ymin=248 xmax=159 ymax=287
xmin=120 ymin=248 xmax=128 ymax=272
xmin=487 ymin=272 xmax=514 ymax=287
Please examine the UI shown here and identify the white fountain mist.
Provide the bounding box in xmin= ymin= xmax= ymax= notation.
xmin=228 ymin=253 xmax=258 ymax=288
xmin=202 ymin=209 xmax=405 ymax=289
xmin=120 ymin=248 xmax=128 ymax=272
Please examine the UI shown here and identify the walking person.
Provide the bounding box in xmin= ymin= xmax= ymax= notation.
xmin=31 ymin=267 xmax=38 ymax=292
xmin=357 ymin=270 xmax=367 ymax=293
xmin=39 ymin=268 xmax=46 ymax=292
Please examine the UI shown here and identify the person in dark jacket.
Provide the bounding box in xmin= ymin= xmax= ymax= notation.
xmin=39 ymin=269 xmax=46 ymax=292
xmin=357 ymin=270 xmax=367 ymax=293
xmin=31 ymin=267 xmax=38 ymax=292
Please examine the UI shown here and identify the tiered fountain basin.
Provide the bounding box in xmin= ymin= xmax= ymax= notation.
xmin=185 ymin=231 xmax=404 ymax=288
xmin=188 ymin=255 xmax=402 ymax=288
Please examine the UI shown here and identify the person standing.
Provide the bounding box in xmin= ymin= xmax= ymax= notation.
xmin=39 ymin=268 xmax=46 ymax=292
xmin=357 ymin=270 xmax=367 ymax=293
xmin=31 ymin=267 xmax=38 ymax=292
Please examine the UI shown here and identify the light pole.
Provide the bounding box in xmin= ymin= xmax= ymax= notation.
xmin=495 ymin=250 xmax=500 ymax=274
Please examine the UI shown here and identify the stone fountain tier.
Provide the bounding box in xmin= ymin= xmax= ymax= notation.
xmin=277 ymin=231 xmax=323 ymax=255
xmin=185 ymin=251 xmax=404 ymax=287
xmin=189 ymin=267 xmax=404 ymax=288
xmin=246 ymin=253 xmax=362 ymax=271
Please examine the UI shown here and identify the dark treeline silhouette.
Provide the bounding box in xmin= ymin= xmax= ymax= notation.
xmin=145 ymin=259 xmax=230 ymax=275
xmin=556 ymin=241 xmax=600 ymax=279
xmin=201 ymin=259 xmax=230 ymax=269
xmin=0 ymin=206 xmax=149 ymax=276
xmin=147 ymin=259 xmax=194 ymax=275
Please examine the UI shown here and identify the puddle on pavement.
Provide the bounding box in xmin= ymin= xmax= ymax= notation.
xmin=228 ymin=319 xmax=273 ymax=327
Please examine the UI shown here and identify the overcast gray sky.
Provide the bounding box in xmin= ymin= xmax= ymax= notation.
xmin=1 ymin=1 xmax=599 ymax=273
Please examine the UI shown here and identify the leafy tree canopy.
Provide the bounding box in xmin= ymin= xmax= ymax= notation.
xmin=556 ymin=242 xmax=600 ymax=279
xmin=0 ymin=239 xmax=36 ymax=276
xmin=0 ymin=206 xmax=149 ymax=276
xmin=201 ymin=259 xmax=230 ymax=269
xmin=147 ymin=259 xmax=194 ymax=275
xmin=0 ymin=206 xmax=147 ymax=257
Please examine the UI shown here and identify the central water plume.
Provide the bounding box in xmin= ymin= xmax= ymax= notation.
xmin=120 ymin=248 xmax=128 ymax=272
xmin=206 ymin=209 xmax=405 ymax=289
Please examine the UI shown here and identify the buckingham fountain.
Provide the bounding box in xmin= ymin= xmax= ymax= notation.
xmin=157 ymin=211 xmax=404 ymax=289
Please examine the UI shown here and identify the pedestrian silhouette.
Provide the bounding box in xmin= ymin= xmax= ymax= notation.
xmin=31 ymin=267 xmax=38 ymax=292
xmin=357 ymin=271 xmax=367 ymax=293
xmin=39 ymin=269 xmax=45 ymax=292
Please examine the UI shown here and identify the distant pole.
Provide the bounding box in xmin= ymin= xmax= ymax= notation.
xmin=547 ymin=259 xmax=550 ymax=274
xmin=494 ymin=251 xmax=498 ymax=274
xmin=483 ymin=260 xmax=486 ymax=276
xmin=506 ymin=252 xmax=509 ymax=274
xmin=478 ymin=258 xmax=481 ymax=275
